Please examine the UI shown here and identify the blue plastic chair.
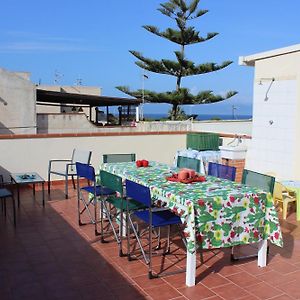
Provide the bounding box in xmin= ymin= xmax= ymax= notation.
xmin=125 ymin=180 xmax=183 ymax=279
xmin=208 ymin=162 xmax=236 ymax=181
xmin=76 ymin=162 xmax=115 ymax=236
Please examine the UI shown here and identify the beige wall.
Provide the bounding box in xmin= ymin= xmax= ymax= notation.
xmin=0 ymin=133 xmax=186 ymax=181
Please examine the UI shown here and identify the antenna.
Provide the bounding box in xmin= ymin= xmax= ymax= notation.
xmin=75 ymin=77 xmax=83 ymax=86
xmin=54 ymin=70 xmax=64 ymax=85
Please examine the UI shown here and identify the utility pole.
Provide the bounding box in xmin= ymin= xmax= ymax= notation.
xmin=141 ymin=73 xmax=148 ymax=121
xmin=232 ymin=105 xmax=237 ymax=119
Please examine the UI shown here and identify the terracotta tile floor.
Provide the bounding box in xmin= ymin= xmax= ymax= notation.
xmin=1 ymin=184 xmax=300 ymax=299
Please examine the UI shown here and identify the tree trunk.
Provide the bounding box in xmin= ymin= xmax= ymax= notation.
xmin=171 ymin=103 xmax=178 ymax=120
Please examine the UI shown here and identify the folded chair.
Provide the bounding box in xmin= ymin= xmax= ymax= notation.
xmin=208 ymin=162 xmax=236 ymax=181
xmin=103 ymin=153 xmax=136 ymax=163
xmin=231 ymin=169 xmax=275 ymax=261
xmin=126 ymin=180 xmax=184 ymax=279
xmin=177 ymin=156 xmax=200 ymax=172
xmin=76 ymin=162 xmax=115 ymax=235
xmin=48 ymin=149 xmax=92 ymax=199
xmin=273 ymin=182 xmax=296 ymax=220
xmin=99 ymin=170 xmax=146 ymax=256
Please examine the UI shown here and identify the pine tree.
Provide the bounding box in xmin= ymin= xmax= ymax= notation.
xmin=117 ymin=0 xmax=237 ymax=120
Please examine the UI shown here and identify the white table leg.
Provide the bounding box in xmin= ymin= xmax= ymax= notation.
xmin=186 ymin=251 xmax=196 ymax=286
xmin=258 ymin=239 xmax=267 ymax=267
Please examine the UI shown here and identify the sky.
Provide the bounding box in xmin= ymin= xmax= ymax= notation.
xmin=1 ymin=0 xmax=300 ymax=116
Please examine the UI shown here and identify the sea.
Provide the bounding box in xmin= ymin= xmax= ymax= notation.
xmin=144 ymin=113 xmax=252 ymax=121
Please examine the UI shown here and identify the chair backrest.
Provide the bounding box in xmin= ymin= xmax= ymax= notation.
xmin=76 ymin=162 xmax=95 ymax=182
xmin=242 ymin=169 xmax=275 ymax=194
xmin=177 ymin=156 xmax=200 ymax=172
xmin=273 ymin=182 xmax=284 ymax=202
xmin=72 ymin=149 xmax=92 ymax=164
xmin=100 ymin=170 xmax=123 ymax=194
xmin=103 ymin=153 xmax=136 ymax=163
xmin=125 ymin=180 xmax=151 ymax=207
xmin=208 ymin=162 xmax=236 ymax=181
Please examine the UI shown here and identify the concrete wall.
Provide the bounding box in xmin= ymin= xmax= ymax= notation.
xmin=0 ymin=133 xmax=186 ymax=182
xmin=37 ymin=113 xmax=98 ymax=133
xmin=37 ymin=117 xmax=193 ymax=134
xmin=0 ymin=68 xmax=36 ymax=134
xmin=36 ymin=115 xmax=252 ymax=135
xmin=245 ymin=51 xmax=300 ymax=180
xmin=192 ymin=120 xmax=252 ymax=136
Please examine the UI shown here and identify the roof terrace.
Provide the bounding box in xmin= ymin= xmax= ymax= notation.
xmin=1 ymin=181 xmax=299 ymax=300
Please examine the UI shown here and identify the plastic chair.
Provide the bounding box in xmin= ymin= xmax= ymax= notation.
xmin=208 ymin=162 xmax=236 ymax=181
xmin=99 ymin=170 xmax=145 ymax=256
xmin=242 ymin=169 xmax=275 ymax=194
xmin=273 ymin=182 xmax=296 ymax=220
xmin=48 ymin=149 xmax=92 ymax=198
xmin=125 ymin=180 xmax=183 ymax=279
xmin=76 ymin=162 xmax=115 ymax=235
xmin=103 ymin=153 xmax=136 ymax=163
xmin=231 ymin=169 xmax=275 ymax=261
xmin=177 ymin=156 xmax=200 ymax=172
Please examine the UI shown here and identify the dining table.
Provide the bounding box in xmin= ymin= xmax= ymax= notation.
xmin=100 ymin=161 xmax=283 ymax=286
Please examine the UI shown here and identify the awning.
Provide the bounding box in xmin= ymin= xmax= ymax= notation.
xmin=36 ymin=89 xmax=141 ymax=107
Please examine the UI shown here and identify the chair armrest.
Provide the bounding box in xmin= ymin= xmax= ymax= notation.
xmin=49 ymin=159 xmax=72 ymax=163
xmin=48 ymin=159 xmax=72 ymax=172
xmin=66 ymin=163 xmax=76 ymax=174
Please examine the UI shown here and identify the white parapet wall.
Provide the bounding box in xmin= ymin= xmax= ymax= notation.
xmin=191 ymin=120 xmax=252 ymax=136
xmin=0 ymin=132 xmax=186 ymax=181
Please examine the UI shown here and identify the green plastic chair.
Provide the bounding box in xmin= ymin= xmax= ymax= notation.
xmin=231 ymin=169 xmax=275 ymax=261
xmin=242 ymin=169 xmax=275 ymax=194
xmin=99 ymin=170 xmax=145 ymax=256
xmin=103 ymin=153 xmax=136 ymax=163
xmin=176 ymin=156 xmax=200 ymax=172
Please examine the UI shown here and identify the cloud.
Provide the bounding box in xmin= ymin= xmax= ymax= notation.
xmin=0 ymin=31 xmax=97 ymax=53
xmin=0 ymin=41 xmax=95 ymax=53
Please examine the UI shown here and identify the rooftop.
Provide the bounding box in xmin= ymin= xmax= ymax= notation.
xmin=1 ymin=183 xmax=299 ymax=300
xmin=239 ymin=43 xmax=300 ymax=66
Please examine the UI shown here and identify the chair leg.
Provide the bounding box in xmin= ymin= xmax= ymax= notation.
xmin=155 ymin=227 xmax=161 ymax=250
xmin=126 ymin=206 xmax=131 ymax=261
xmin=65 ymin=175 xmax=68 ymax=199
xmin=283 ymin=201 xmax=288 ymax=220
xmin=148 ymin=225 xmax=153 ymax=279
xmin=3 ymin=198 xmax=6 ymax=216
xmin=100 ymin=200 xmax=108 ymax=243
xmin=102 ymin=201 xmax=120 ymax=244
xmin=78 ymin=189 xmax=83 ymax=226
xmin=11 ymin=195 xmax=16 ymax=227
xmin=72 ymin=176 xmax=76 ymax=190
xmin=119 ymin=203 xmax=125 ymax=257
xmin=94 ymin=198 xmax=100 ymax=236
xmin=48 ymin=172 xmax=51 ymax=194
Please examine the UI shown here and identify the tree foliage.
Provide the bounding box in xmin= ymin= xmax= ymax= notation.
xmin=117 ymin=0 xmax=237 ymax=120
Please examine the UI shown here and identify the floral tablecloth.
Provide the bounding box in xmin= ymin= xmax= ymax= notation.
xmin=100 ymin=161 xmax=283 ymax=254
